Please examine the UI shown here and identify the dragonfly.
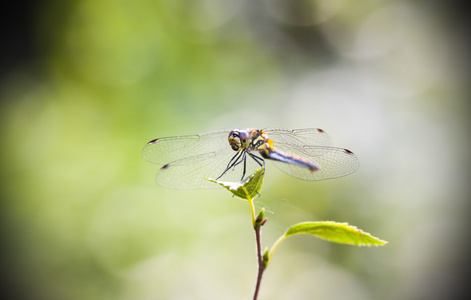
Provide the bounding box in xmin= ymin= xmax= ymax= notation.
xmin=142 ymin=128 xmax=359 ymax=189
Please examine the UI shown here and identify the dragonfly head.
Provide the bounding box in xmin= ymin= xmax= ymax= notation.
xmin=229 ymin=129 xmax=250 ymax=151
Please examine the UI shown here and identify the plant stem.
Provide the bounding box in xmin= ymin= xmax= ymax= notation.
xmin=268 ymin=234 xmax=286 ymax=263
xmin=253 ymin=219 xmax=266 ymax=300
xmin=248 ymin=196 xmax=266 ymax=299
xmin=248 ymin=198 xmax=256 ymax=226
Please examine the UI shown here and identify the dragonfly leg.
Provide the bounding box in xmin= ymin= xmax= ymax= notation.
xmin=231 ymin=151 xmax=246 ymax=170
xmin=241 ymin=154 xmax=247 ymax=180
xmin=225 ymin=150 xmax=243 ymax=170
xmin=216 ymin=150 xmax=245 ymax=180
xmin=248 ymin=152 xmax=265 ymax=173
xmin=224 ymin=151 xmax=248 ymax=181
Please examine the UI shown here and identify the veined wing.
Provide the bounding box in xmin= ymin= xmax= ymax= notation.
xmin=155 ymin=147 xmax=262 ymax=189
xmin=143 ymin=127 xmax=356 ymax=187
xmin=264 ymin=128 xmax=333 ymax=147
xmin=267 ymin=143 xmax=359 ymax=181
xmin=142 ymin=130 xmax=230 ymax=165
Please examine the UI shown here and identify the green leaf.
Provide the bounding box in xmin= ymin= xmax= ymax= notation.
xmin=284 ymin=221 xmax=388 ymax=246
xmin=206 ymin=168 xmax=264 ymax=200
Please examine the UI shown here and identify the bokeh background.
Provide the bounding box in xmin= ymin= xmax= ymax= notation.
xmin=1 ymin=0 xmax=470 ymax=299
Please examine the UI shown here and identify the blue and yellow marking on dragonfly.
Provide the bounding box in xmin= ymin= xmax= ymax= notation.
xmin=142 ymin=128 xmax=359 ymax=189
xmin=222 ymin=129 xmax=320 ymax=180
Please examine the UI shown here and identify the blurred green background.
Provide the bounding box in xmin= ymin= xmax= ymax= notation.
xmin=1 ymin=0 xmax=470 ymax=299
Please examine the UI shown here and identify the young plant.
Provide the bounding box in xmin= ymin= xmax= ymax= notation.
xmin=208 ymin=168 xmax=387 ymax=300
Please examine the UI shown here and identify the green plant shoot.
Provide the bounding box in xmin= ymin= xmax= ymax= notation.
xmin=207 ymin=168 xmax=388 ymax=300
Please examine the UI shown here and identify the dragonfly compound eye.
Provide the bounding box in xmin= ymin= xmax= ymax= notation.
xmin=228 ymin=130 xmax=241 ymax=151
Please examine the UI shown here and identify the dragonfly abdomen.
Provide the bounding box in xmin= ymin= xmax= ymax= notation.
xmin=265 ymin=150 xmax=320 ymax=172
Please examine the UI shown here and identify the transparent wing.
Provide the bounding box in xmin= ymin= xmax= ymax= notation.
xmin=143 ymin=128 xmax=357 ymax=188
xmin=142 ymin=130 xmax=230 ymax=164
xmin=155 ymin=148 xmax=263 ymax=189
xmin=264 ymin=128 xmax=333 ymax=147
xmin=266 ymin=144 xmax=359 ymax=181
